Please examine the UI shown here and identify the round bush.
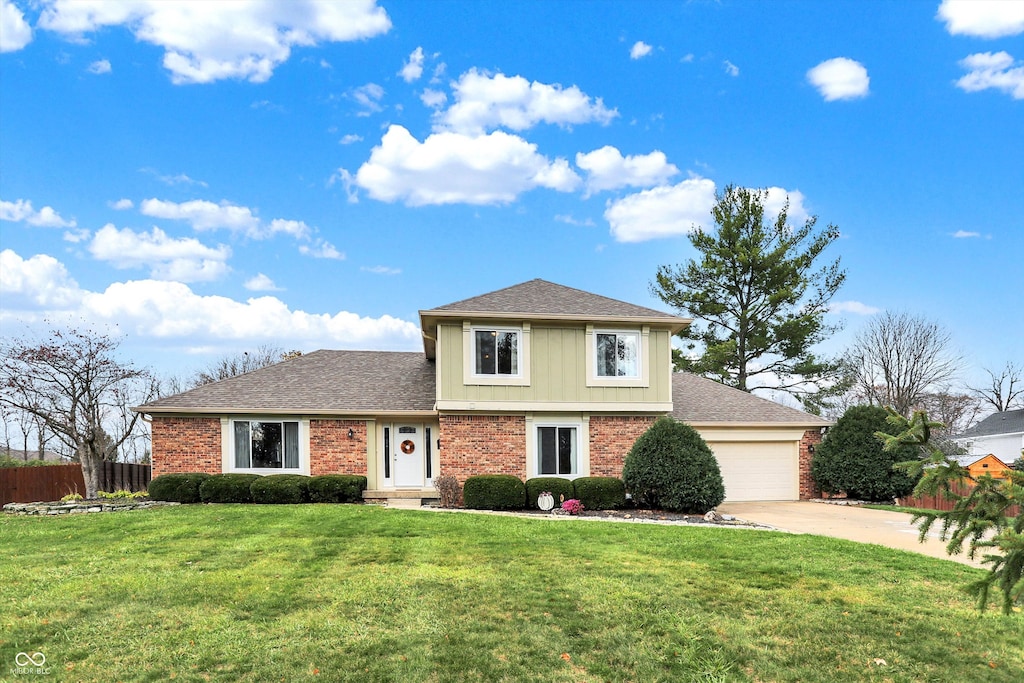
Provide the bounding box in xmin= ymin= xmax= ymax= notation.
xmin=810 ymin=405 xmax=919 ymax=502
xmin=199 ymin=473 xmax=260 ymax=503
xmin=463 ymin=474 xmax=526 ymax=510
xmin=147 ymin=473 xmax=211 ymax=503
xmin=525 ymin=477 xmax=574 ymax=509
xmin=572 ymin=477 xmax=626 ymax=510
xmin=250 ymin=474 xmax=310 ymax=504
xmin=308 ymin=475 xmax=367 ymax=503
xmin=622 ymin=417 xmax=725 ymax=513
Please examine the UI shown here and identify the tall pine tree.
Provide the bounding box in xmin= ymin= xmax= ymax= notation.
xmin=652 ymin=185 xmax=848 ymax=411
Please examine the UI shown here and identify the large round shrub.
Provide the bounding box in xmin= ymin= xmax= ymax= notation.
xmin=525 ymin=477 xmax=574 ymax=509
xmin=622 ymin=417 xmax=725 ymax=513
xmin=572 ymin=477 xmax=626 ymax=510
xmin=810 ymin=405 xmax=919 ymax=501
xmin=463 ymin=475 xmax=526 ymax=510
xmin=308 ymin=475 xmax=367 ymax=503
xmin=250 ymin=474 xmax=310 ymax=504
xmin=200 ymin=473 xmax=260 ymax=503
xmin=147 ymin=473 xmax=211 ymax=503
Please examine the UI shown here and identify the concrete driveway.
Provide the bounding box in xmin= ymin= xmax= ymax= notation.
xmin=717 ymin=501 xmax=984 ymax=567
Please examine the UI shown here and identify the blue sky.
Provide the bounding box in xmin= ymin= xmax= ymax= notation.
xmin=1 ymin=0 xmax=1021 ymax=392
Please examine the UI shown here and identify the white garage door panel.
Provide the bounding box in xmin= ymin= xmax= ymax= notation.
xmin=710 ymin=441 xmax=798 ymax=502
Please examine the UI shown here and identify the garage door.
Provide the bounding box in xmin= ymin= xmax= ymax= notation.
xmin=709 ymin=441 xmax=798 ymax=502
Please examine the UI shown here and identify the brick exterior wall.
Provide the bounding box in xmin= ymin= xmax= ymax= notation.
xmin=438 ymin=414 xmax=526 ymax=483
xmin=589 ymin=415 xmax=657 ymax=477
xmin=309 ymin=419 xmax=367 ymax=476
xmin=799 ymin=428 xmax=823 ymax=500
xmin=151 ymin=417 xmax=222 ymax=477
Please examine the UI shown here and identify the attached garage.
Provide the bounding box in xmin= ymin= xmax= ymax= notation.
xmin=672 ymin=374 xmax=829 ymax=502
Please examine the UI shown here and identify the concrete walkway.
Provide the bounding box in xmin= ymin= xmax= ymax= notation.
xmin=717 ymin=501 xmax=985 ymax=567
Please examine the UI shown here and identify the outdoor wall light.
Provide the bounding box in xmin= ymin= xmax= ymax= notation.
xmin=807 ymin=444 xmax=815 ymax=454
xmin=347 ymin=428 xmax=355 ymax=439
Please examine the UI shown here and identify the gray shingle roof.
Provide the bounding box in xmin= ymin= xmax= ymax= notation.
xmin=957 ymin=408 xmax=1024 ymax=438
xmin=424 ymin=279 xmax=684 ymax=322
xmin=671 ymin=373 xmax=831 ymax=426
xmin=138 ymin=350 xmax=435 ymax=414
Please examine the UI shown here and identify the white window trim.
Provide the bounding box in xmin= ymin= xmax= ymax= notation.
xmin=221 ymin=417 xmax=310 ymax=475
xmin=463 ymin=321 xmax=531 ymax=386
xmin=585 ymin=325 xmax=650 ymax=388
xmin=525 ymin=413 xmax=590 ymax=480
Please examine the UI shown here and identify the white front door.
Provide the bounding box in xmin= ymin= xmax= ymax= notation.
xmin=393 ymin=424 xmax=424 ymax=487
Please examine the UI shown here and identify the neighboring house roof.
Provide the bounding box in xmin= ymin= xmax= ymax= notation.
xmin=138 ymin=350 xmax=436 ymax=415
xmin=420 ymin=279 xmax=689 ymax=357
xmin=955 ymin=408 xmax=1024 ymax=439
xmin=671 ymin=373 xmax=831 ymax=427
xmin=3 ymin=449 xmax=67 ymax=462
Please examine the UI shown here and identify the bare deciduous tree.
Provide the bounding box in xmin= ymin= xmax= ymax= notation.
xmin=850 ymin=311 xmax=963 ymax=417
xmin=191 ymin=345 xmax=298 ymax=388
xmin=970 ymin=361 xmax=1024 ymax=413
xmin=0 ymin=328 xmax=152 ymax=497
xmin=915 ymin=390 xmax=981 ymax=437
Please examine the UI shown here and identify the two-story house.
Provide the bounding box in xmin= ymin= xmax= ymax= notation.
xmin=138 ymin=279 xmax=829 ymax=503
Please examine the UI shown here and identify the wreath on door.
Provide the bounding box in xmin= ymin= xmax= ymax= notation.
xmin=400 ymin=440 xmax=416 ymax=454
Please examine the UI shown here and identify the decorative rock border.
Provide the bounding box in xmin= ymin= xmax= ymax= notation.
xmin=3 ymin=500 xmax=179 ymax=515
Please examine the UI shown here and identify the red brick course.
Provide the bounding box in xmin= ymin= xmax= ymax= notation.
xmin=151 ymin=417 xmax=222 ymax=477
xmin=309 ymin=419 xmax=367 ymax=476
xmin=799 ymin=428 xmax=823 ymax=500
xmin=588 ymin=415 xmax=657 ymax=477
xmin=439 ymin=414 xmax=526 ymax=483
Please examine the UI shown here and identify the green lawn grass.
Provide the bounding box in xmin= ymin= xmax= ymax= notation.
xmin=1 ymin=505 xmax=1021 ymax=682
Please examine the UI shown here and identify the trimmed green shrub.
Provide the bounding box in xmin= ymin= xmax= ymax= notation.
xmin=463 ymin=474 xmax=526 ymax=510
xmin=811 ymin=405 xmax=919 ymax=501
xmin=525 ymin=477 xmax=574 ymax=509
xmin=572 ymin=477 xmax=626 ymax=510
xmin=622 ymin=417 xmax=725 ymax=513
xmin=307 ymin=475 xmax=367 ymax=503
xmin=250 ymin=474 xmax=310 ymax=504
xmin=147 ymin=473 xmax=211 ymax=504
xmin=200 ymin=473 xmax=260 ymax=503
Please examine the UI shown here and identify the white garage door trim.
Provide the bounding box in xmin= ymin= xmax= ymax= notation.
xmin=708 ymin=440 xmax=799 ymax=502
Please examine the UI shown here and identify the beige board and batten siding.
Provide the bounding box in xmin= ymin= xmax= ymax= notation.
xmin=435 ymin=321 xmax=673 ymax=410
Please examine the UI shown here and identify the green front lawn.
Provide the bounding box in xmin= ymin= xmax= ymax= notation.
xmin=1 ymin=505 xmax=1021 ymax=682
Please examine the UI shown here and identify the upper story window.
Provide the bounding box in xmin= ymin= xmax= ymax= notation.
xmin=233 ymin=420 xmax=300 ymax=470
xmin=595 ymin=331 xmax=640 ymax=378
xmin=474 ymin=329 xmax=520 ymax=376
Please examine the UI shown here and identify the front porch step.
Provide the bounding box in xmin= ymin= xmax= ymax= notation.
xmin=363 ymin=489 xmax=437 ymax=499
xmin=385 ymin=498 xmax=424 ymax=509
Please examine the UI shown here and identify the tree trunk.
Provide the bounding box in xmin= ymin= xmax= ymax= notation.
xmin=79 ymin=453 xmax=101 ymax=498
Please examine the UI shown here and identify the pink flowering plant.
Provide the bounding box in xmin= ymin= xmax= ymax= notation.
xmin=561 ymin=499 xmax=585 ymax=515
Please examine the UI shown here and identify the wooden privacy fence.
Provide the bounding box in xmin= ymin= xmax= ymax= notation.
xmin=0 ymin=462 xmax=151 ymax=505
xmin=898 ymin=480 xmax=1021 ymax=516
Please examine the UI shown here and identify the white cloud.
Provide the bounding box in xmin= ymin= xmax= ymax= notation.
xmin=723 ymin=60 xmax=740 ymax=77
xmin=244 ymin=273 xmax=281 ymax=291
xmin=420 ymin=88 xmax=447 ymax=109
xmin=110 ymin=198 xmax=134 ymax=210
xmin=63 ymin=228 xmax=91 ymax=243
xmin=0 ymin=0 xmax=32 ymax=53
xmin=436 ymin=69 xmax=618 ymax=134
xmin=0 ymin=198 xmax=77 ymax=227
xmin=37 ymin=0 xmax=392 ymax=84
xmin=760 ymin=187 xmax=810 ymax=227
xmin=0 ymin=250 xmax=83 ymax=308
xmin=360 ymin=265 xmax=401 ymax=275
xmin=807 ymin=57 xmax=870 ymax=101
xmin=630 ymin=41 xmax=652 ymax=60
xmin=952 ymin=229 xmax=981 ymax=238
xmin=356 ymin=124 xmax=580 ymax=206
xmin=604 ymin=177 xmax=718 ymax=242
xmin=87 ymin=59 xmax=112 ymax=74
xmin=829 ymin=301 xmax=881 ymax=316
xmin=937 ymin=0 xmax=1024 ymax=38
xmin=348 ymin=82 xmax=385 ymax=116
xmin=681 ymin=53 xmax=695 ymax=63
xmin=554 ymin=214 xmax=595 ymax=227
xmin=88 ymin=224 xmax=231 ymax=282
xmin=575 ymin=146 xmax=679 ymax=196
xmin=140 ymin=167 xmax=208 ymax=187
xmin=339 ymin=134 xmax=363 ymax=145
xmin=299 ymin=238 xmax=344 ymax=260
xmin=399 ymin=46 xmax=424 ymax=82
xmin=140 ymin=198 xmax=260 ymax=233
xmin=328 ymin=168 xmax=359 ymax=203
xmin=956 ymin=51 xmax=1024 ymax=99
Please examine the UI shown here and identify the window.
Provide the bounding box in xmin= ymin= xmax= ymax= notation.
xmin=474 ymin=329 xmax=520 ymax=376
xmin=233 ymin=420 xmax=299 ymax=470
xmin=538 ymin=426 xmax=577 ymax=476
xmin=595 ymin=331 xmax=639 ymax=378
